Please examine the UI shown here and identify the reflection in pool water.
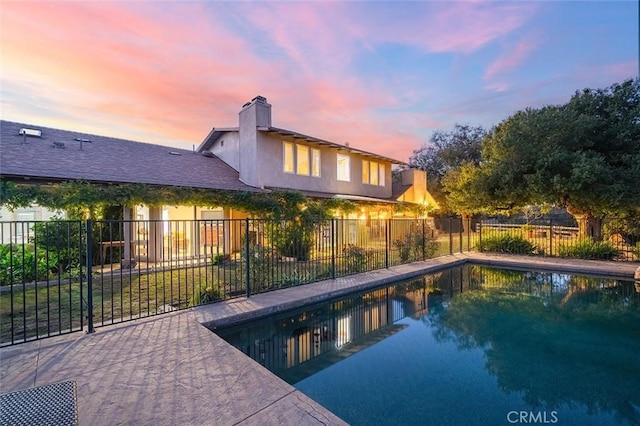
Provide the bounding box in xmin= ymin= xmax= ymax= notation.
xmin=216 ymin=266 xmax=640 ymax=425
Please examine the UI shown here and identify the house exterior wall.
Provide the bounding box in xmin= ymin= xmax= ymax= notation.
xmin=0 ymin=206 xmax=67 ymax=244
xmin=0 ymin=205 xmax=66 ymax=222
xmin=254 ymin=132 xmax=393 ymax=198
xmin=201 ymin=96 xmax=398 ymax=198
xmin=396 ymin=169 xmax=438 ymax=209
xmin=209 ymin=132 xmax=240 ymax=171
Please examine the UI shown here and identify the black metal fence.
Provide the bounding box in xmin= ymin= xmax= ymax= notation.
xmin=0 ymin=217 xmax=466 ymax=345
xmin=1 ymin=214 xmax=638 ymax=346
xmin=477 ymin=216 xmax=640 ymax=261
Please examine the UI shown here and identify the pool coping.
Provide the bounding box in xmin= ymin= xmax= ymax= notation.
xmin=1 ymin=253 xmax=638 ymax=425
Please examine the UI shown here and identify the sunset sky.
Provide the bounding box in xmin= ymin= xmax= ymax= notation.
xmin=1 ymin=1 xmax=637 ymax=162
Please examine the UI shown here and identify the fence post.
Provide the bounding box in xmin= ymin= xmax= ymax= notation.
xmin=478 ymin=219 xmax=482 ymax=252
xmin=459 ymin=217 xmax=463 ymax=254
xmin=245 ymin=218 xmax=251 ymax=298
xmin=85 ymin=220 xmax=94 ymax=334
xmin=331 ymin=219 xmax=336 ymax=279
xmin=421 ymin=219 xmax=426 ymax=260
xmin=549 ymin=218 xmax=553 ymax=257
xmin=449 ymin=217 xmax=453 ymax=255
xmin=466 ymin=216 xmax=471 ymax=251
xmin=385 ymin=219 xmax=390 ymax=268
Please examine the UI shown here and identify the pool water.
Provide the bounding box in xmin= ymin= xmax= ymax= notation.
xmin=216 ymin=265 xmax=640 ymax=425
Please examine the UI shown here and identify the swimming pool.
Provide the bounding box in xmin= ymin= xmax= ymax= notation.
xmin=216 ymin=265 xmax=640 ymax=425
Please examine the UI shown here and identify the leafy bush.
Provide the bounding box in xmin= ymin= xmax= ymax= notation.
xmin=394 ymin=236 xmax=413 ymax=262
xmin=31 ymin=219 xmax=83 ymax=272
xmin=341 ymin=244 xmax=371 ymax=273
xmin=281 ymin=268 xmax=313 ymax=286
xmin=269 ymin=221 xmax=315 ymax=261
xmin=478 ymin=234 xmax=536 ymax=255
xmin=190 ymin=282 xmax=222 ymax=306
xmin=632 ymin=242 xmax=640 ymax=261
xmin=394 ymin=233 xmax=438 ymax=262
xmin=557 ymin=239 xmax=622 ymax=260
xmin=0 ymin=244 xmax=57 ymax=285
xmin=242 ymin=245 xmax=277 ymax=291
xmin=212 ymin=253 xmax=231 ymax=266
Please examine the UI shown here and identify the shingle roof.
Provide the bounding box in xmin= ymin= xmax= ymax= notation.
xmin=391 ymin=182 xmax=412 ymax=200
xmin=0 ymin=121 xmax=261 ymax=192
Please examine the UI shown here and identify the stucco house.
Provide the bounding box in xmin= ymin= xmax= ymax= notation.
xmin=0 ymin=96 xmax=437 ymax=261
xmin=198 ymin=96 xmax=437 ymax=218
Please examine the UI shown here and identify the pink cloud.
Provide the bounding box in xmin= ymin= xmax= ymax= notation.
xmin=1 ymin=2 xmax=283 ymax=144
xmin=485 ymin=40 xmax=539 ymax=81
xmin=420 ymin=2 xmax=536 ymax=53
xmin=572 ymin=60 xmax=638 ymax=86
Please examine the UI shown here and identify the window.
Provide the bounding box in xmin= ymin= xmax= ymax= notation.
xmin=362 ymin=160 xmax=385 ymax=186
xmin=311 ymin=148 xmax=321 ymax=177
xmin=297 ymin=145 xmax=310 ymax=175
xmin=362 ymin=160 xmax=370 ymax=184
xmin=283 ymin=142 xmax=294 ymax=173
xmin=283 ymin=141 xmax=321 ymax=177
xmin=369 ymin=161 xmax=379 ymax=185
xmin=337 ymin=154 xmax=350 ymax=181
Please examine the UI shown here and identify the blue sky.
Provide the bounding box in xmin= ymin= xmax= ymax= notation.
xmin=1 ymin=1 xmax=637 ymax=161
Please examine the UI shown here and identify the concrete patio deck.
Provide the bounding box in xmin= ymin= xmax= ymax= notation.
xmin=1 ymin=254 xmax=638 ymax=425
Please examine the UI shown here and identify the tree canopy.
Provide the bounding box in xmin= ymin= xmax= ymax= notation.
xmin=443 ymin=79 xmax=640 ymax=218
xmin=408 ymin=123 xmax=486 ymax=212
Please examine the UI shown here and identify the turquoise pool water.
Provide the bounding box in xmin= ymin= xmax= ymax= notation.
xmin=217 ymin=265 xmax=640 ymax=425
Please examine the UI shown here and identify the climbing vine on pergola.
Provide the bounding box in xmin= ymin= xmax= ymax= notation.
xmin=1 ymin=179 xmax=416 ymax=219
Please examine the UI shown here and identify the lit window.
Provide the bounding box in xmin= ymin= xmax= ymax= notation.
xmin=283 ymin=142 xmax=294 ymax=173
xmin=362 ymin=160 xmax=385 ymax=186
xmin=362 ymin=160 xmax=369 ymax=184
xmin=297 ymin=145 xmax=310 ymax=175
xmin=370 ymin=161 xmax=379 ymax=185
xmin=337 ymin=154 xmax=350 ymax=181
xmin=311 ymin=148 xmax=321 ymax=177
xmin=283 ymin=141 xmax=321 ymax=177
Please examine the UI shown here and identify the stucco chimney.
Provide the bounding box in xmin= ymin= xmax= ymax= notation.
xmin=239 ymin=95 xmax=272 ymax=128
xmin=237 ymin=96 xmax=271 ymax=188
xmin=402 ymin=168 xmax=427 ymax=192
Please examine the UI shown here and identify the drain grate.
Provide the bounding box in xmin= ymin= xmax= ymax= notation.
xmin=0 ymin=380 xmax=78 ymax=426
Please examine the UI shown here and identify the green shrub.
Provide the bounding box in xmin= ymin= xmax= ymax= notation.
xmin=478 ymin=234 xmax=536 ymax=255
xmin=242 ymin=245 xmax=277 ymax=291
xmin=394 ymin=233 xmax=438 ymax=262
xmin=394 ymin=237 xmax=413 ymax=262
xmin=269 ymin=221 xmax=315 ymax=261
xmin=212 ymin=253 xmax=231 ymax=266
xmin=632 ymin=242 xmax=640 ymax=261
xmin=0 ymin=244 xmax=57 ymax=285
xmin=190 ymin=282 xmax=222 ymax=306
xmin=557 ymin=239 xmax=621 ymax=260
xmin=342 ymin=244 xmax=367 ymax=272
xmin=281 ymin=268 xmax=313 ymax=286
xmin=31 ymin=219 xmax=82 ymax=272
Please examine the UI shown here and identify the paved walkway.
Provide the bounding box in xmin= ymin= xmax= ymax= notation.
xmin=1 ymin=254 xmax=637 ymax=425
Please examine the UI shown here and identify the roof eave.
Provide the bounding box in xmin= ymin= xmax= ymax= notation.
xmin=258 ymin=126 xmax=406 ymax=165
xmin=196 ymin=127 xmax=238 ymax=153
